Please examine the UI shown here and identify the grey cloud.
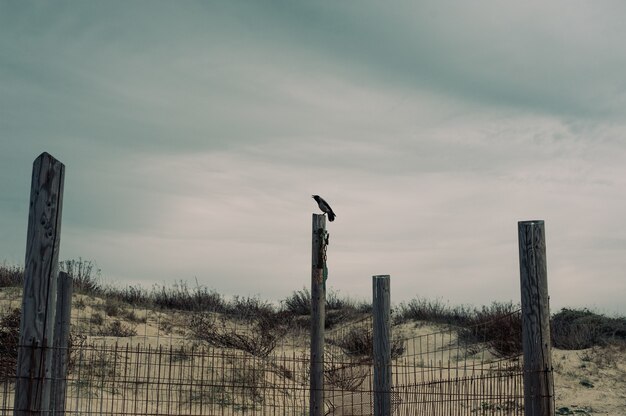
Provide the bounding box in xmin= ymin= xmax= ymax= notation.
xmin=1 ymin=1 xmax=626 ymax=313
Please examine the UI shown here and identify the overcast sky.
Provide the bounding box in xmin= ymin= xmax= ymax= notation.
xmin=2 ymin=1 xmax=625 ymax=314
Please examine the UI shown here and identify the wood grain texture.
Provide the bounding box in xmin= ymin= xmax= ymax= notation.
xmin=310 ymin=214 xmax=326 ymax=416
xmin=15 ymin=152 xmax=65 ymax=415
xmin=50 ymin=271 xmax=72 ymax=415
xmin=518 ymin=220 xmax=555 ymax=416
xmin=373 ymin=275 xmax=391 ymax=416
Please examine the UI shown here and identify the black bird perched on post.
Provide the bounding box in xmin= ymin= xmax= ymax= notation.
xmin=312 ymin=195 xmax=336 ymax=221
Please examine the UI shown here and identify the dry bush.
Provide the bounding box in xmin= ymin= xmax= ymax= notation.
xmin=190 ymin=312 xmax=289 ymax=357
xmin=224 ymin=295 xmax=275 ymax=320
xmin=90 ymin=313 xmax=105 ymax=326
xmin=578 ymin=343 xmax=626 ymax=370
xmin=103 ymin=298 xmax=121 ymax=317
xmin=68 ymin=333 xmax=87 ymax=373
xmin=552 ymin=308 xmax=626 ymax=350
xmin=395 ymin=297 xmax=474 ymax=326
xmin=324 ymin=359 xmax=369 ymax=391
xmin=152 ymin=280 xmax=225 ymax=312
xmin=0 ymin=308 xmax=21 ymax=380
xmin=97 ymin=320 xmax=137 ymax=337
xmin=0 ymin=264 xmax=23 ymax=287
xmin=60 ymin=258 xmax=102 ymax=295
xmin=328 ymin=328 xmax=405 ymax=360
xmin=459 ymin=302 xmax=522 ymax=358
xmin=282 ymin=288 xmax=370 ymax=316
xmin=110 ymin=285 xmax=150 ymax=306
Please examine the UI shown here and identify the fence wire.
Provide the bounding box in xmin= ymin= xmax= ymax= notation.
xmin=0 ymin=292 xmax=535 ymax=415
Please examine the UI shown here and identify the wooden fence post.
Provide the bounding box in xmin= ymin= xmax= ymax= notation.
xmin=14 ymin=152 xmax=65 ymax=415
xmin=518 ymin=220 xmax=555 ymax=416
xmin=310 ymin=214 xmax=327 ymax=416
xmin=50 ymin=271 xmax=73 ymax=416
xmin=373 ymin=275 xmax=391 ymax=416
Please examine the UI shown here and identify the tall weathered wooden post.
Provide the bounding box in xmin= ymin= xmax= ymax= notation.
xmin=518 ymin=220 xmax=555 ymax=416
xmin=15 ymin=152 xmax=65 ymax=415
xmin=373 ymin=275 xmax=391 ymax=416
xmin=310 ymin=214 xmax=327 ymax=416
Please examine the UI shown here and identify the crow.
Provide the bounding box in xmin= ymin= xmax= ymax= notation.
xmin=312 ymin=195 xmax=336 ymax=221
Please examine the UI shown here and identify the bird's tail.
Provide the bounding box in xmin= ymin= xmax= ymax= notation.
xmin=328 ymin=212 xmax=336 ymax=222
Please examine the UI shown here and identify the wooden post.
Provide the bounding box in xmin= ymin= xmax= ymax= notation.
xmin=518 ymin=220 xmax=554 ymax=416
xmin=50 ymin=271 xmax=72 ymax=416
xmin=15 ymin=152 xmax=65 ymax=416
xmin=310 ymin=214 xmax=327 ymax=416
xmin=373 ymin=275 xmax=391 ymax=416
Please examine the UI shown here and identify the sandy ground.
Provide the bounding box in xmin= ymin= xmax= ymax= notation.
xmin=1 ymin=287 xmax=625 ymax=415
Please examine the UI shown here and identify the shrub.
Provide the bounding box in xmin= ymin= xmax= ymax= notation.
xmin=98 ymin=320 xmax=137 ymax=337
xmin=152 ymin=280 xmax=225 ymax=312
xmin=551 ymin=308 xmax=626 ymax=350
xmin=328 ymin=328 xmax=405 ymax=360
xmin=190 ymin=312 xmax=290 ymax=357
xmin=0 ymin=308 xmax=21 ymax=380
xmin=90 ymin=313 xmax=105 ymax=326
xmin=458 ymin=302 xmax=522 ymax=358
xmin=397 ymin=298 xmax=522 ymax=358
xmin=395 ymin=297 xmax=474 ymax=326
xmin=282 ymin=288 xmax=371 ymax=318
xmin=225 ymin=296 xmax=275 ymax=320
xmin=111 ymin=285 xmax=150 ymax=306
xmin=60 ymin=258 xmax=102 ymax=295
xmin=0 ymin=264 xmax=23 ymax=287
xmin=103 ymin=298 xmax=121 ymax=317
xmin=281 ymin=288 xmax=311 ymax=315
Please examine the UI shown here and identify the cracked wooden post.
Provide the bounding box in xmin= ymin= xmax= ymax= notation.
xmin=373 ymin=275 xmax=391 ymax=416
xmin=310 ymin=214 xmax=327 ymax=416
xmin=518 ymin=220 xmax=555 ymax=416
xmin=15 ymin=152 xmax=65 ymax=416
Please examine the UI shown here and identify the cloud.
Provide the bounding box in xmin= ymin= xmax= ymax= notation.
xmin=1 ymin=1 xmax=626 ymax=313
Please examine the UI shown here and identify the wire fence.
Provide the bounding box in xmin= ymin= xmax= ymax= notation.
xmin=391 ymin=311 xmax=525 ymax=415
xmin=324 ymin=311 xmax=525 ymax=415
xmin=1 ymin=292 xmax=531 ymax=415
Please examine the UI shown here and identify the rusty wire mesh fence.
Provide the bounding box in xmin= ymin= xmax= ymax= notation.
xmin=0 ymin=290 xmax=531 ymax=416
xmin=391 ymin=310 xmax=525 ymax=415
xmin=325 ymin=311 xmax=525 ymax=415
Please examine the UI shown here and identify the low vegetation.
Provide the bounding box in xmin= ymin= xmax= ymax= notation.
xmin=1 ymin=261 xmax=625 ymax=355
xmin=2 ymin=260 xmax=625 ymax=414
xmin=328 ymin=327 xmax=405 ymax=360
xmin=552 ymin=308 xmax=626 ymax=349
xmin=0 ymin=308 xmax=20 ymax=380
